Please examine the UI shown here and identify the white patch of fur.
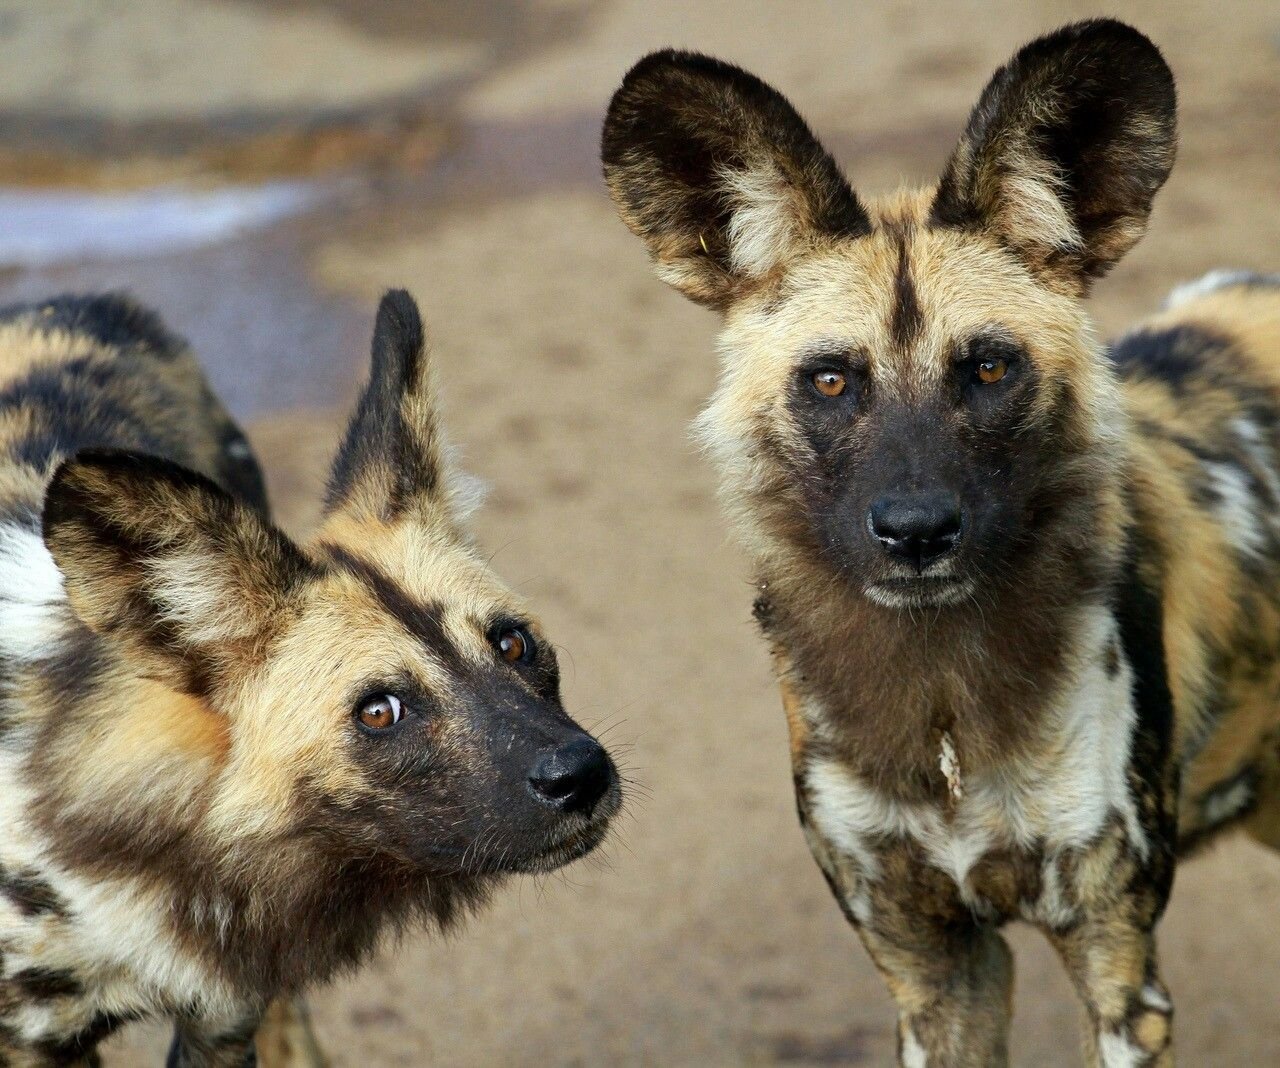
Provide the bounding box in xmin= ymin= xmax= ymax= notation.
xmin=1030 ymin=855 xmax=1077 ymax=929
xmin=437 ymin=439 xmax=487 ymax=523
xmin=1000 ymin=150 xmax=1082 ymax=255
xmin=149 ymin=550 xmax=255 ymax=645
xmin=1201 ymin=775 xmax=1254 ymax=826
xmin=862 ymin=577 xmax=976 ymax=610
xmin=1141 ymin=982 xmax=1172 ymax=1014
xmin=719 ymin=163 xmax=800 ymax=278
xmin=806 ymin=606 xmax=1143 ymax=907
xmin=938 ymin=732 xmax=962 ymax=803
xmin=900 ymin=1025 xmax=929 ymax=1068
xmin=1233 ymin=417 xmax=1280 ymax=521
xmin=807 ymin=758 xmax=993 ymax=901
xmin=1018 ymin=605 xmax=1146 ymax=856
xmin=1201 ymin=460 xmax=1266 ymax=559
xmin=1163 ymin=269 xmax=1280 ymax=309
xmin=0 ymin=523 xmax=68 ymax=662
xmin=1098 ymin=1030 xmax=1146 ymax=1068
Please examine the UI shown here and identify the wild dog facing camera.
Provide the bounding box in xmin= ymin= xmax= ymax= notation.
xmin=601 ymin=18 xmax=1259 ymax=1068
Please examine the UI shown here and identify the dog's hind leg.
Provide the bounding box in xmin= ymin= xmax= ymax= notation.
xmin=254 ymin=998 xmax=328 ymax=1068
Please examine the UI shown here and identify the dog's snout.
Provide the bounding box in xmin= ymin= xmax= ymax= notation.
xmin=528 ymin=736 xmax=614 ymax=815
xmin=868 ymin=492 xmax=962 ymax=571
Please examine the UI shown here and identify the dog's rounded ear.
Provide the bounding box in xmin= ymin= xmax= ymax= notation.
xmin=602 ymin=50 xmax=871 ymax=310
xmin=932 ymin=19 xmax=1176 ymax=294
xmin=43 ymin=449 xmax=315 ymax=698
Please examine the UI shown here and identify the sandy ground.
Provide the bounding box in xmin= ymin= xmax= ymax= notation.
xmin=0 ymin=1 xmax=1278 ymax=1063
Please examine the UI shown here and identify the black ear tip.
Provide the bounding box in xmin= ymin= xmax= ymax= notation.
xmin=375 ymin=289 xmax=423 ymax=335
xmin=1043 ymin=18 xmax=1171 ymax=71
xmin=621 ymin=48 xmax=717 ymax=84
xmin=371 ymin=288 xmax=426 ymax=378
xmin=604 ymin=48 xmax=783 ymax=161
xmin=615 ymin=48 xmax=762 ymax=99
xmin=1070 ymin=17 xmax=1156 ymax=44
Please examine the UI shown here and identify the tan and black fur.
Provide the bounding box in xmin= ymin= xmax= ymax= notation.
xmin=605 ymin=20 xmax=1279 ymax=1066
xmin=0 ymin=292 xmax=621 ymax=1065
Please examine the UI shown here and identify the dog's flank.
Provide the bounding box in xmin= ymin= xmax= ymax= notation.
xmin=606 ymin=18 xmax=1278 ymax=1066
xmin=0 ymin=292 xmax=620 ymax=1064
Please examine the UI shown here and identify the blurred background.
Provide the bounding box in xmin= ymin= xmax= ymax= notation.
xmin=1 ymin=1 xmax=1276 ymax=1064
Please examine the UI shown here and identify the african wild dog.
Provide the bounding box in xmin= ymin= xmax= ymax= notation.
xmin=605 ymin=19 xmax=1280 ymax=1067
xmin=0 ymin=292 xmax=621 ymax=1065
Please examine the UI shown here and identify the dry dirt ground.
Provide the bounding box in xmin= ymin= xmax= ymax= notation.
xmin=0 ymin=1 xmax=1278 ymax=1064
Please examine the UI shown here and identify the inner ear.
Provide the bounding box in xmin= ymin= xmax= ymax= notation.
xmin=603 ymin=50 xmax=871 ymax=309
xmin=43 ymin=449 xmax=314 ymax=697
xmin=931 ymin=19 xmax=1176 ymax=292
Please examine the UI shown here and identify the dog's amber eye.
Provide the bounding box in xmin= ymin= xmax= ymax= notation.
xmin=497 ymin=627 xmax=531 ymax=663
xmin=357 ymin=694 xmax=403 ymax=730
xmin=976 ymin=358 xmax=1008 ymax=384
xmin=812 ymin=370 xmax=847 ymax=397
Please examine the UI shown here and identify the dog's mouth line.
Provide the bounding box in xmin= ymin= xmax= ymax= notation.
xmin=426 ymin=805 xmax=617 ymax=875
xmin=499 ymin=822 xmax=612 ymax=874
xmin=864 ymin=574 xmax=975 ymax=609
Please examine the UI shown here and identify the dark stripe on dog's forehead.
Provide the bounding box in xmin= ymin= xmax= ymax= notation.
xmin=889 ymin=230 xmax=923 ymax=350
xmin=319 ymin=543 xmax=468 ymax=674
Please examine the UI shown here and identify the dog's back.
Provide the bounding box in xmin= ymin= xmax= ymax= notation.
xmin=1116 ymin=272 xmax=1280 ymax=848
xmin=0 ymin=294 xmax=266 ymax=524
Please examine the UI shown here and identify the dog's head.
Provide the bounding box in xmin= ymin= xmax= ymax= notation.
xmin=42 ymin=292 xmax=621 ymax=904
xmin=604 ymin=20 xmax=1175 ymax=609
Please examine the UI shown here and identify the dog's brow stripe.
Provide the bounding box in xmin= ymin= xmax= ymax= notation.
xmin=890 ymin=232 xmax=924 ymax=350
xmin=316 ymin=542 xmax=468 ymax=675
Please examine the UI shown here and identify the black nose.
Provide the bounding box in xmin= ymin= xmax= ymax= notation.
xmin=529 ymin=737 xmax=614 ymax=815
xmin=868 ymin=493 xmax=962 ymax=570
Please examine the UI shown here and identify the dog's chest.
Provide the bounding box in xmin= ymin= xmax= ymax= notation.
xmin=800 ymin=606 xmax=1145 ymax=923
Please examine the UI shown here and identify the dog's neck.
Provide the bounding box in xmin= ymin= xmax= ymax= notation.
xmin=754 ymin=464 xmax=1129 ymax=804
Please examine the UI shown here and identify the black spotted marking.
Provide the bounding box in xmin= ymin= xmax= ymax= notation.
xmin=39 ymin=636 xmax=112 ymax=714
xmin=11 ymin=967 xmax=83 ymax=1000
xmin=213 ymin=416 xmax=269 ymax=518
xmin=0 ymin=293 xmax=183 ymax=358
xmin=33 ymin=1011 xmax=142 ymax=1068
xmin=1180 ymin=766 xmax=1260 ymax=855
xmin=1114 ymin=530 xmax=1178 ymax=904
xmin=167 ymin=1013 xmax=260 ymax=1068
xmin=1109 ymin=326 xmax=1236 ymax=395
xmin=752 ymin=593 xmax=775 ymax=634
xmin=889 ymin=232 xmax=923 ymax=350
xmin=0 ymin=865 xmax=67 ymax=918
xmin=0 ymin=356 xmax=174 ymax=469
xmin=1102 ymin=639 xmax=1121 ymax=679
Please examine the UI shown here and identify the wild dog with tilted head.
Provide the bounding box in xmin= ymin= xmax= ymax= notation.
xmin=0 ymin=292 xmax=621 ymax=1066
xmin=605 ymin=19 xmax=1280 ymax=1066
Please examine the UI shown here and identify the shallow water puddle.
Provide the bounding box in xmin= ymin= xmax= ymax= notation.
xmin=0 ymin=182 xmax=320 ymax=266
